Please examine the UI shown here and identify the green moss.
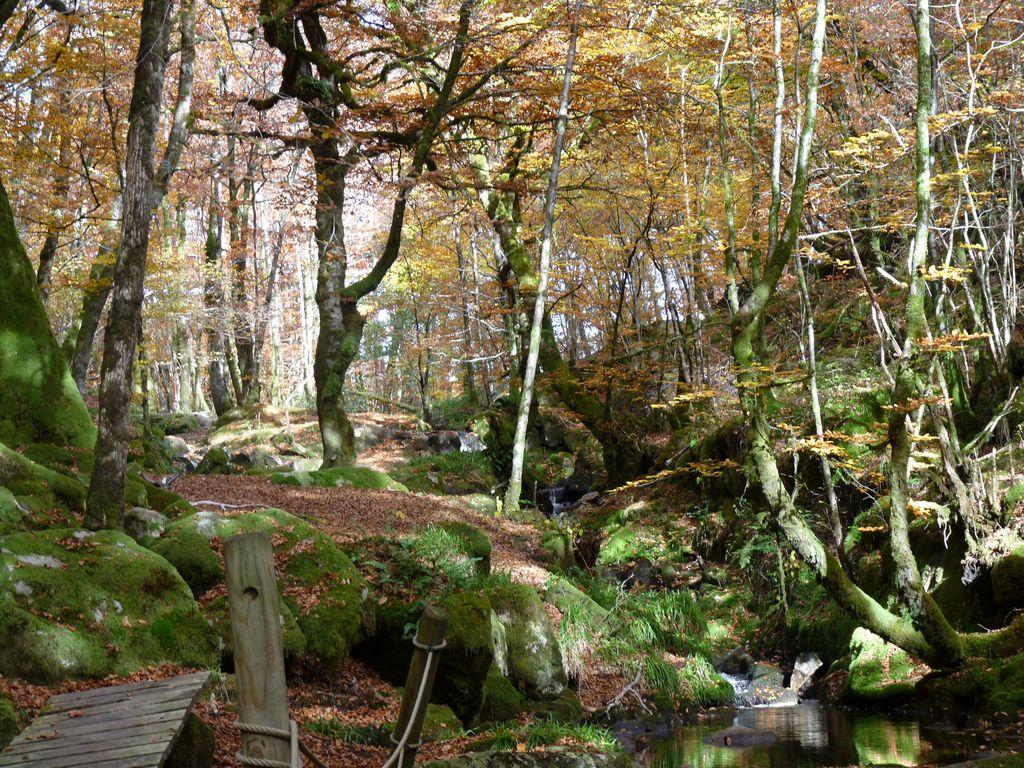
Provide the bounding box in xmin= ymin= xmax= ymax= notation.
xmin=0 ymin=693 xmax=20 ymax=749
xmin=0 ymin=442 xmax=86 ymax=513
xmin=391 ymin=452 xmax=496 ymax=495
xmin=152 ymin=508 xmax=372 ymax=673
xmin=0 ymin=487 xmax=23 ymax=534
xmin=1004 ymin=483 xmax=1024 ymax=513
xmin=142 ymin=481 xmax=190 ymax=515
xmin=150 ymin=512 xmax=223 ymax=595
xmin=418 ymin=703 xmax=464 ymax=742
xmin=478 ymin=664 xmax=527 ymax=723
xmin=486 ymin=582 xmax=567 ymax=699
xmin=270 ymin=466 xmax=407 ymax=491
xmin=436 ymin=522 xmax=491 ymax=576
xmin=0 ymin=528 xmax=217 ymax=683
xmin=531 ymin=688 xmax=584 ymax=723
xmin=844 ymin=627 xmax=918 ymax=703
xmin=0 ymin=180 xmax=96 ymax=449
xmin=540 ymin=530 xmax=572 ymax=570
xmin=195 ymin=447 xmax=233 ymax=475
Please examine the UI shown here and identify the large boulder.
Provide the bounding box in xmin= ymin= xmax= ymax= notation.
xmin=150 ymin=508 xmax=374 ymax=673
xmin=0 ymin=529 xmax=217 ymax=683
xmin=843 ymin=627 xmax=920 ymax=703
xmin=486 ymin=583 xmax=567 ymax=700
xmin=270 ymin=466 xmax=408 ymax=491
xmin=991 ymin=547 xmax=1024 ymax=609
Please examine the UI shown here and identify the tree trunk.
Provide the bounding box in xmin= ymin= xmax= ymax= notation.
xmin=86 ymin=0 xmax=176 ymax=528
xmin=204 ymin=162 xmax=234 ymax=417
xmin=504 ymin=5 xmax=580 ymax=512
xmin=0 ymin=177 xmax=95 ymax=448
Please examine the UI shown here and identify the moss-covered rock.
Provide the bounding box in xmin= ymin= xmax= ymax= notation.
xmin=195 ymin=447 xmax=233 ymax=475
xmin=150 ymin=511 xmax=224 ymax=595
xmin=164 ymin=712 xmax=215 ymax=768
xmin=544 ymin=577 xmax=609 ymax=627
xmin=539 ymin=530 xmax=572 ymax=571
xmin=419 ymin=704 xmax=465 ymax=742
xmin=391 ymin=453 xmax=496 ymax=495
xmin=0 ymin=487 xmax=24 ymax=535
xmin=150 ymin=508 xmax=372 ymax=673
xmin=478 ymin=664 xmax=528 ymax=723
xmin=0 ymin=528 xmax=217 ymax=683
xmin=463 ymin=494 xmax=498 ymax=516
xmin=0 ymin=443 xmax=86 ymax=514
xmin=270 ymin=466 xmax=407 ymax=491
xmin=486 ymin=582 xmax=567 ymax=700
xmin=530 ymin=688 xmax=584 ymax=723
xmin=843 ymin=628 xmax=919 ymax=704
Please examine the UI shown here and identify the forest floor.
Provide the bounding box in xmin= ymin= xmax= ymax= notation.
xmin=170 ymin=428 xmax=626 ymax=767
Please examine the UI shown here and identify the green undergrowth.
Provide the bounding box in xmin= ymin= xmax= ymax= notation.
xmin=480 ymin=720 xmax=621 ymax=754
xmin=550 ymin=571 xmax=729 ymax=710
xmin=391 ymin=452 xmax=496 ymax=495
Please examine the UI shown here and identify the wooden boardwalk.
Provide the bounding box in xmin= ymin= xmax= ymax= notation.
xmin=0 ymin=672 xmax=211 ymax=768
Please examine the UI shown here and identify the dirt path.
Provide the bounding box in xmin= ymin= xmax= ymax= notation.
xmin=174 ymin=475 xmax=553 ymax=587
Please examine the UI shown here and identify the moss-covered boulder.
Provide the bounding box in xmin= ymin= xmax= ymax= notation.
xmin=843 ymin=628 xmax=920 ymax=704
xmin=195 ymin=447 xmax=233 ymax=475
xmin=0 ymin=443 xmax=86 ymax=515
xmin=436 ymin=522 xmax=492 ymax=577
xmin=486 ymin=582 xmax=567 ymax=700
xmin=270 ymin=466 xmax=407 ymax=491
xmin=0 ymin=528 xmax=217 ymax=683
xmin=418 ymin=704 xmax=465 ymax=743
xmin=150 ymin=508 xmax=373 ymax=673
xmin=544 ymin=577 xmax=610 ymax=627
xmin=540 ymin=530 xmax=572 ymax=571
xmin=150 ymin=511 xmax=224 ymax=595
xmin=463 ymin=494 xmax=498 ymax=516
xmin=478 ymin=664 xmax=528 ymax=723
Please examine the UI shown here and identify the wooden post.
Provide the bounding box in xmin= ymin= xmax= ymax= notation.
xmin=392 ymin=605 xmax=448 ymax=767
xmin=224 ymin=532 xmax=291 ymax=765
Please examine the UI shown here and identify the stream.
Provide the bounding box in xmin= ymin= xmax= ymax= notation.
xmin=637 ymin=703 xmax=1005 ymax=768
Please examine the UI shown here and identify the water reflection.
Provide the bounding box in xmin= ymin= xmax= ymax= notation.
xmin=643 ymin=704 xmax=990 ymax=768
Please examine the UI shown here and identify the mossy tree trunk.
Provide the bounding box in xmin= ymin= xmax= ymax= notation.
xmin=0 ymin=178 xmax=95 ymax=449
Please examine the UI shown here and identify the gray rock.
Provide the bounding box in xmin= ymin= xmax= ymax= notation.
xmin=703 ymin=725 xmax=778 ymax=747
xmin=789 ymin=652 xmax=823 ymax=694
xmin=715 ymin=647 xmax=755 ymax=676
xmin=428 ymin=431 xmax=462 ymax=453
xmin=751 ymin=662 xmax=785 ymax=688
xmin=123 ymin=507 xmax=167 ymax=542
xmin=160 ymin=435 xmax=189 ymax=459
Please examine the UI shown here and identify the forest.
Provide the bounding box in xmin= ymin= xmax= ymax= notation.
xmin=1 ymin=0 xmax=1024 ymax=765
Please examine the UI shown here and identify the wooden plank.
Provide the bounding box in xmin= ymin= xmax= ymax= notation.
xmin=31 ymin=698 xmax=192 ymax=728
xmin=0 ymin=740 xmax=168 ymax=768
xmin=0 ymin=672 xmax=211 ymax=768
xmin=46 ymin=674 xmax=209 ymax=711
xmin=13 ymin=706 xmax=191 ymax=741
xmin=35 ymin=687 xmax=200 ymax=723
xmin=4 ymin=721 xmax=181 ymax=757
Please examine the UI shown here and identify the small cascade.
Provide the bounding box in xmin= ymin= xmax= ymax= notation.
xmin=459 ymin=432 xmax=485 ymax=452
